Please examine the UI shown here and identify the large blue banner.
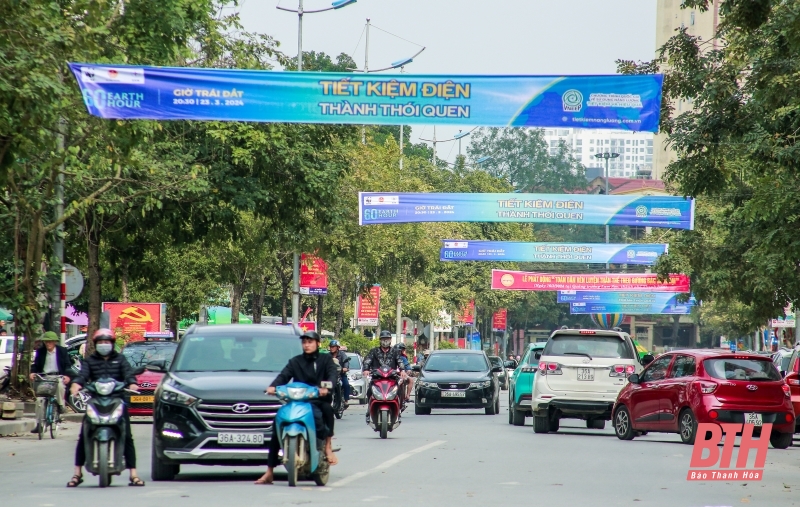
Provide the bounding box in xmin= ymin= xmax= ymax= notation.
xmin=67 ymin=63 xmax=663 ymax=132
xmin=361 ymin=193 xmax=694 ymax=229
xmin=440 ymin=240 xmax=667 ymax=264
xmin=565 ymin=292 xmax=696 ymax=315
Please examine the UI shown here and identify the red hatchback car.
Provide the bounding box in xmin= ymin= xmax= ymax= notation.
xmin=613 ymin=350 xmax=795 ymax=448
xmin=121 ymin=335 xmax=178 ymax=416
xmin=783 ymin=348 xmax=800 ymax=432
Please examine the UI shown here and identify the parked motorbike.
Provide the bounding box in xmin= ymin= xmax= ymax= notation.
xmin=367 ymin=366 xmax=401 ymax=439
xmin=81 ymin=378 xmax=135 ymax=487
xmin=274 ymin=382 xmax=331 ymax=487
xmin=0 ymin=366 xmax=10 ymax=394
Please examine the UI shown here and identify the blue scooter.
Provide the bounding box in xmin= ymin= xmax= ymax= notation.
xmin=273 ymin=382 xmax=331 ymax=487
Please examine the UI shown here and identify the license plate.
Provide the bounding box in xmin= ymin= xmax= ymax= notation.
xmin=218 ymin=432 xmax=264 ymax=445
xmin=577 ymin=368 xmax=595 ymax=381
xmin=744 ymin=413 xmax=762 ymax=426
xmin=130 ymin=395 xmax=154 ymax=403
xmin=441 ymin=391 xmax=466 ymax=398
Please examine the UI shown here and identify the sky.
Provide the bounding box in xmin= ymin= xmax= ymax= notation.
xmin=235 ymin=0 xmax=658 ymax=165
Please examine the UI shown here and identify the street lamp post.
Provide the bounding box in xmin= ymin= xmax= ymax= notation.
xmin=277 ymin=0 xmax=357 ymax=326
xmin=594 ymin=151 xmax=620 ymax=271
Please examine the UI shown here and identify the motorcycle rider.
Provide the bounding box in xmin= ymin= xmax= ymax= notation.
xmin=68 ymin=329 xmax=143 ymax=487
xmin=256 ymin=331 xmax=338 ymax=485
xmin=362 ymin=330 xmax=407 ymax=423
xmin=30 ymin=331 xmax=72 ymax=431
xmin=394 ymin=343 xmax=413 ymax=403
xmin=328 ymin=340 xmax=351 ymax=407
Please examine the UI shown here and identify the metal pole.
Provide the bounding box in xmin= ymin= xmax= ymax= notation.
xmin=291 ymin=1 xmax=303 ymax=328
xmin=297 ymin=0 xmax=303 ymax=71
xmin=605 ymin=154 xmax=610 ymax=272
xmin=396 ymin=292 xmax=402 ymax=346
xmin=361 ymin=18 xmax=370 ymax=145
xmin=432 ymin=126 xmax=437 ymax=165
xmin=53 ymin=120 xmax=65 ymax=344
xmin=399 ymin=65 xmax=404 ymax=170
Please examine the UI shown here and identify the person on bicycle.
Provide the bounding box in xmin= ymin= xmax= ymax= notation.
xmin=67 ymin=329 xmax=143 ymax=487
xmin=29 ymin=331 xmax=72 ymax=432
xmin=328 ymin=340 xmax=351 ymax=406
xmin=362 ymin=331 xmax=406 ymax=422
xmin=256 ymin=331 xmax=338 ymax=485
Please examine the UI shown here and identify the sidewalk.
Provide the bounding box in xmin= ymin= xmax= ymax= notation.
xmin=0 ymin=411 xmax=83 ymax=436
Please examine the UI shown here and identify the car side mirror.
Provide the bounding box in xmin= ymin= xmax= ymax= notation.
xmin=411 ymin=364 xmax=421 ymax=372
xmin=641 ymin=354 xmax=655 ymax=366
xmin=503 ymin=361 xmax=516 ymax=369
xmin=627 ymin=373 xmax=640 ymax=384
xmin=132 ymin=366 xmax=147 ymax=376
xmin=145 ymin=359 xmax=166 ymax=373
xmin=534 ymin=351 xmax=542 ymax=360
xmin=491 ymin=366 xmax=503 ymax=373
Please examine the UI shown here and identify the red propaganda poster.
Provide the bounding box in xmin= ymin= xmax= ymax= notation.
xmin=300 ymin=253 xmax=328 ymax=296
xmin=491 ymin=270 xmax=690 ymax=293
xmin=298 ymin=321 xmax=317 ymax=333
xmin=357 ymin=285 xmax=381 ymax=327
xmin=459 ymin=300 xmax=475 ymax=325
xmin=492 ymin=308 xmax=507 ymax=331
xmin=102 ymin=302 xmax=163 ymax=342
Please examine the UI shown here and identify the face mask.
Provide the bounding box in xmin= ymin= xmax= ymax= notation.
xmin=96 ymin=343 xmax=113 ymax=356
xmin=380 ymin=340 xmax=391 ymax=348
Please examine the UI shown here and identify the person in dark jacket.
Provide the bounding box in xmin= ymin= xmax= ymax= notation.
xmin=255 ymin=331 xmax=339 ymax=485
xmin=67 ymin=329 xmax=143 ymax=488
xmin=362 ymin=331 xmax=407 ymax=422
xmin=29 ymin=331 xmax=72 ymax=430
xmin=328 ymin=339 xmax=351 ymax=404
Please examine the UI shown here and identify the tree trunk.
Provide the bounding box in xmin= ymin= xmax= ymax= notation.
xmin=121 ymin=260 xmax=129 ymax=302
xmin=280 ymin=276 xmax=290 ymax=325
xmin=335 ymin=283 xmax=347 ymax=337
xmin=86 ymin=213 xmax=102 ymax=356
xmin=252 ymin=276 xmax=268 ymax=324
xmin=169 ymin=305 xmax=178 ymax=339
xmin=316 ymin=295 xmax=323 ymax=336
xmin=230 ymin=283 xmax=243 ymax=324
xmin=671 ymin=315 xmax=681 ymax=347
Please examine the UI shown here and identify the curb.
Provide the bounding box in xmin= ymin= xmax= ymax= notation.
xmin=0 ymin=418 xmax=36 ymax=436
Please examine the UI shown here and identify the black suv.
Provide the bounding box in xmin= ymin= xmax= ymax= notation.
xmin=150 ymin=323 xmax=302 ymax=480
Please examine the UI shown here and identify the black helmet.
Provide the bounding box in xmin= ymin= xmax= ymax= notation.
xmin=379 ymin=330 xmax=392 ymax=339
xmin=396 ymin=343 xmax=406 ymax=350
xmin=300 ymin=331 xmax=321 ymax=342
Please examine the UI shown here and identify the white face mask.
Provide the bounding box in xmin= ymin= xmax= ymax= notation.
xmin=96 ymin=343 xmax=113 ymax=356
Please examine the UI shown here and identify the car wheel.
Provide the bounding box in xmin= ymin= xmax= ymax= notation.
xmin=508 ymin=402 xmax=514 ymax=425
xmin=679 ymin=408 xmax=697 ymax=445
xmin=494 ymin=397 xmax=500 ymax=415
xmin=414 ymin=404 xmax=431 ymax=415
xmin=533 ymin=415 xmax=550 ymax=433
xmin=550 ymin=416 xmax=560 ymax=432
xmin=769 ymin=430 xmax=793 ymax=449
xmin=587 ymin=419 xmax=605 ymax=430
xmin=512 ymin=408 xmax=526 ymax=426
xmin=614 ymin=406 xmax=635 ymax=440
xmin=151 ymin=440 xmax=179 ymax=481
xmin=485 ymin=399 xmax=498 ymax=415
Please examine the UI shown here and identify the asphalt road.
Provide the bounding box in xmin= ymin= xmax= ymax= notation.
xmin=1 ymin=396 xmax=798 ymax=507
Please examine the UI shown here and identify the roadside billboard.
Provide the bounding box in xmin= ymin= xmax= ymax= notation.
xmin=300 ymin=253 xmax=328 ymax=296
xmin=101 ymin=302 xmax=163 ymax=341
xmin=68 ymin=64 xmax=663 ymax=132
xmin=492 ymin=309 xmax=508 ymax=331
xmin=357 ymin=286 xmax=381 ymax=327
xmin=440 ymin=240 xmax=667 ymax=265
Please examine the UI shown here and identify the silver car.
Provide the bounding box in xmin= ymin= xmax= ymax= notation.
xmin=346 ymin=352 xmax=367 ymax=404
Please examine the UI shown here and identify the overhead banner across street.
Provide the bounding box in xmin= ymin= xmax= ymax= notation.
xmin=360 ymin=193 xmax=694 ymax=229
xmin=68 ymin=63 xmax=663 ymax=131
xmin=440 ymin=240 xmax=667 ymax=264
xmin=569 ymin=298 xmax=694 ymax=315
xmin=491 ymin=270 xmax=690 ymax=292
xmin=557 ymin=291 xmax=694 ymax=304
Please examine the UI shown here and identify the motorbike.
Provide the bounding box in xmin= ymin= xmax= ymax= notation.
xmin=81 ymin=378 xmax=135 ymax=487
xmin=331 ymin=359 xmax=346 ymax=420
xmin=274 ymin=381 xmax=331 ymax=487
xmin=367 ymin=366 xmax=401 ymax=439
xmin=0 ymin=366 xmax=10 ymax=394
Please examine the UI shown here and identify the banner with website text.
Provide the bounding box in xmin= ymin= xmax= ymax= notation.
xmin=557 ymin=291 xmax=696 ymax=304
xmin=440 ymin=240 xmax=667 ymax=264
xmin=566 ymin=292 xmax=696 ymax=314
xmin=360 ymin=193 xmax=694 ymax=229
xmin=68 ymin=63 xmax=663 ymax=131
xmin=491 ymin=270 xmax=690 ymax=292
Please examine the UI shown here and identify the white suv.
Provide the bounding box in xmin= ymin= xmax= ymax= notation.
xmin=531 ymin=329 xmax=648 ymax=433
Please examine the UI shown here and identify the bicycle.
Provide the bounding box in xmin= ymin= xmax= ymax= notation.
xmin=32 ymin=374 xmax=62 ymax=440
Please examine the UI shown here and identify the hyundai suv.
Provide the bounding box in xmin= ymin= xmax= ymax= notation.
xmin=150 ymin=324 xmax=303 ymax=480
xmin=532 ymin=329 xmax=650 ymax=434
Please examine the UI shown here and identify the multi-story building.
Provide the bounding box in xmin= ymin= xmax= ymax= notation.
xmin=540 ymin=128 xmax=654 ymax=179
xmin=652 ymin=0 xmax=721 ymax=180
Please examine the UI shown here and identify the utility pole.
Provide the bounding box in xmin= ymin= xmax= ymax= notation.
xmin=399 ymin=65 xmax=404 ymax=170
xmin=291 ymin=0 xmax=303 ymax=330
xmin=395 ymin=292 xmax=402 ymax=346
xmin=362 ymin=18 xmax=370 ymax=145
xmin=433 ymin=126 xmax=437 ymax=165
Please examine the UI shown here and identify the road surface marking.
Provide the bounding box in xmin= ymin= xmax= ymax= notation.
xmin=330 ymin=440 xmax=446 ymax=487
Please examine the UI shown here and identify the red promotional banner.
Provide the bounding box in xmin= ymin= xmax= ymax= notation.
xmin=357 ymin=285 xmax=381 ymax=327
xmin=300 ymin=253 xmax=328 ymax=296
xmin=491 ymin=270 xmax=690 ymax=293
xmin=492 ymin=309 xmax=508 ymax=330
xmin=459 ymin=300 xmax=475 ymax=325
xmin=102 ymin=302 xmax=163 ymax=342
xmin=299 ymin=321 xmax=317 ymax=333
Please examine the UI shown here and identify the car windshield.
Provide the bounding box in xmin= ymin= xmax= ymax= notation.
xmin=526 ymin=349 xmax=543 ymax=366
xmin=122 ymin=343 xmax=178 ymax=369
xmin=172 ymin=333 xmax=302 ymax=372
xmin=543 ymin=334 xmax=633 ymax=359
xmin=704 ymin=358 xmax=782 ymax=382
xmin=424 ymin=353 xmax=489 ymax=372
xmin=347 ymin=354 xmax=361 ymax=369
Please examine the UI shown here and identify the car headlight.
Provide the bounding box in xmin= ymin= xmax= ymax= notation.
xmin=469 ymin=380 xmax=492 ymax=389
xmin=420 ymin=381 xmax=438 ymax=389
xmin=371 ymin=385 xmax=385 ymax=400
xmin=385 ymin=386 xmax=398 ymax=400
xmin=349 ymin=372 xmax=363 ymax=381
xmin=159 ymin=383 xmax=198 ymax=406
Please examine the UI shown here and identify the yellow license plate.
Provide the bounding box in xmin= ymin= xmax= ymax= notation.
xmin=130 ymin=395 xmax=154 ymax=403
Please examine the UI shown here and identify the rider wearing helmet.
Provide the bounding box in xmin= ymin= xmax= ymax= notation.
xmin=362 ymin=331 xmax=407 ymax=422
xmin=328 ymin=340 xmax=351 ymax=405
xmin=394 ymin=343 xmax=413 ymax=402
xmin=257 ymin=331 xmax=339 ymax=485
xmin=68 ymin=329 xmax=142 ymax=487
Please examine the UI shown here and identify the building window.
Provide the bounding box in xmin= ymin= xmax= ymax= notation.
xmin=647 ymin=140 xmax=653 ymax=146
xmin=590 ymin=139 xmax=594 ymax=144
xmin=605 ymin=140 xmax=610 ymax=145
xmin=576 ymin=139 xmax=583 ymax=146
xmin=690 ymin=11 xmax=695 ymax=26
xmin=559 ymin=129 xmax=569 ymax=136
xmin=590 ymin=147 xmax=595 ymax=153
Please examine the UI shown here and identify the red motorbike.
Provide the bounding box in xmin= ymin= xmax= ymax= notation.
xmin=367 ymin=366 xmax=402 ymax=439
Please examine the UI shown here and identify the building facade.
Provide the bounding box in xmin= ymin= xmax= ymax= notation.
xmin=540 ymin=128 xmax=654 ymax=179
